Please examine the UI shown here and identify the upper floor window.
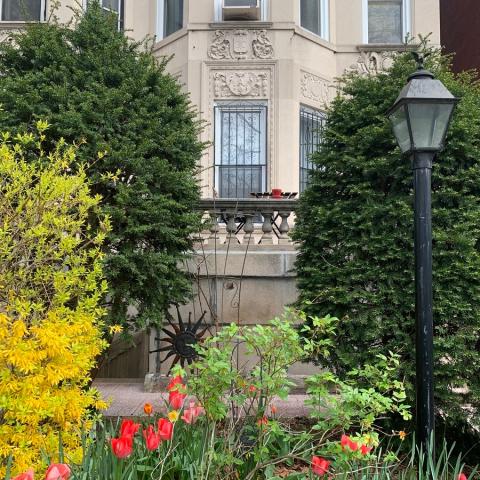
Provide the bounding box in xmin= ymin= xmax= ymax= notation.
xmin=215 ymin=0 xmax=267 ymax=22
xmin=1 ymin=0 xmax=44 ymax=21
xmin=300 ymin=0 xmax=329 ymax=41
xmin=83 ymin=0 xmax=123 ymax=29
xmin=367 ymin=0 xmax=409 ymax=44
xmin=158 ymin=0 xmax=184 ymax=39
xmin=299 ymin=105 xmax=325 ymax=192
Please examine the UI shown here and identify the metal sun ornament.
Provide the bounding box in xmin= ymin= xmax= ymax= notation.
xmin=150 ymin=306 xmax=208 ymax=373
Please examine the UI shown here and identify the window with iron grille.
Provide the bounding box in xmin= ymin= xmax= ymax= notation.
xmin=300 ymin=105 xmax=326 ymax=192
xmin=368 ymin=0 xmax=403 ymax=44
xmin=1 ymin=0 xmax=44 ymax=21
xmin=214 ymin=102 xmax=267 ymax=199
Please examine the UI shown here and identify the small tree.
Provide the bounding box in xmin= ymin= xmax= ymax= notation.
xmin=0 ymin=126 xmax=108 ymax=476
xmin=0 ymin=2 xmax=205 ymax=329
xmin=293 ymin=49 xmax=480 ymax=433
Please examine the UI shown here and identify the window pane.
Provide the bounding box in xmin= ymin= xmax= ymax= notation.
xmin=301 ymin=0 xmax=322 ymax=36
xmin=164 ymin=0 xmax=183 ymax=37
xmin=2 ymin=0 xmax=42 ymax=21
xmin=216 ymin=104 xmax=267 ymax=198
xmin=224 ymin=0 xmax=258 ymax=6
xmin=102 ymin=0 xmax=119 ymax=12
xmin=300 ymin=106 xmax=326 ymax=192
xmin=368 ymin=0 xmax=402 ymax=44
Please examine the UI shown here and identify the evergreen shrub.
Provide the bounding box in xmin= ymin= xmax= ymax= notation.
xmin=0 ymin=2 xmax=205 ymax=328
xmin=293 ymin=48 xmax=480 ymax=434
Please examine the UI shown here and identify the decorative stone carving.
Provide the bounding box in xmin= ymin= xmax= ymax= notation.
xmin=232 ymin=30 xmax=249 ymax=59
xmin=213 ymin=71 xmax=269 ymax=98
xmin=346 ymin=50 xmax=396 ymax=76
xmin=208 ymin=30 xmax=232 ymax=60
xmin=252 ymin=30 xmax=274 ymax=59
xmin=208 ymin=29 xmax=274 ymax=60
xmin=300 ymin=72 xmax=334 ymax=106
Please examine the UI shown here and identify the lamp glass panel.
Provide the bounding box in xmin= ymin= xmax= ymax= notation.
xmin=389 ymin=104 xmax=411 ymax=152
xmin=408 ymin=102 xmax=455 ymax=150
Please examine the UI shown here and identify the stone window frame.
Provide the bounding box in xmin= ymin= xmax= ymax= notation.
xmin=0 ymin=0 xmax=46 ymax=22
xmin=156 ymin=0 xmax=184 ymax=40
xmin=299 ymin=0 xmax=330 ymax=42
xmin=214 ymin=0 xmax=268 ymax=22
xmin=362 ymin=0 xmax=411 ymax=44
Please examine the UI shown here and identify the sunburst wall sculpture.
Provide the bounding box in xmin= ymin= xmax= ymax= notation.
xmin=150 ymin=306 xmax=208 ymax=373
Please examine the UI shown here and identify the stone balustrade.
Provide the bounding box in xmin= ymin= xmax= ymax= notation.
xmin=197 ymin=198 xmax=297 ymax=246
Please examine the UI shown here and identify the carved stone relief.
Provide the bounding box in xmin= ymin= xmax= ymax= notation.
xmin=208 ymin=29 xmax=274 ymax=60
xmin=300 ymin=71 xmax=335 ymax=106
xmin=213 ymin=70 xmax=270 ymax=98
xmin=346 ymin=50 xmax=396 ymax=76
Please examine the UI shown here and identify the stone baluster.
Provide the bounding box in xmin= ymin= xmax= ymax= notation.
xmin=225 ymin=211 xmax=239 ymax=244
xmin=260 ymin=210 xmax=274 ymax=245
xmin=207 ymin=212 xmax=220 ymax=244
xmin=278 ymin=210 xmax=291 ymax=245
xmin=242 ymin=213 xmax=255 ymax=245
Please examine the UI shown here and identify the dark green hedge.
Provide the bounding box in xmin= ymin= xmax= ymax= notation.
xmin=0 ymin=2 xmax=205 ymax=328
xmin=293 ymin=49 xmax=480 ymax=432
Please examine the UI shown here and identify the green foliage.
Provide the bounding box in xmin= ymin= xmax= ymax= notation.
xmin=293 ymin=46 xmax=480 ymax=434
xmin=0 ymin=126 xmax=109 ymax=477
xmin=0 ymin=2 xmax=205 ymax=329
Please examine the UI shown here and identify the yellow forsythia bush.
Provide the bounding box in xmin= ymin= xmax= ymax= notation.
xmin=0 ymin=124 xmax=110 ymax=476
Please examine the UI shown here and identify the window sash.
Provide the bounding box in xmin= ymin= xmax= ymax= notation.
xmin=214 ymin=103 xmax=267 ymax=198
xmin=366 ymin=0 xmax=409 ymax=44
xmin=214 ymin=0 xmax=267 ymax=21
xmin=0 ymin=0 xmax=45 ymax=21
xmin=299 ymin=105 xmax=326 ymax=192
xmin=300 ymin=0 xmax=329 ymax=41
xmin=158 ymin=0 xmax=183 ymax=39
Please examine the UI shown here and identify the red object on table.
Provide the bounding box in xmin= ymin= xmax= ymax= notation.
xmin=271 ymin=188 xmax=282 ymax=198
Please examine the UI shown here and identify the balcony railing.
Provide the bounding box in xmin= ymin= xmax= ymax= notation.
xmin=197 ymin=198 xmax=297 ymax=246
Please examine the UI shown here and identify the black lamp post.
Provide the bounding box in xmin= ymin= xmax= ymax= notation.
xmin=387 ymin=54 xmax=458 ymax=449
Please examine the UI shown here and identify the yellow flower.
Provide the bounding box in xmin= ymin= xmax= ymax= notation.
xmin=168 ymin=410 xmax=179 ymax=423
xmin=109 ymin=324 xmax=123 ymax=335
xmin=398 ymin=430 xmax=407 ymax=441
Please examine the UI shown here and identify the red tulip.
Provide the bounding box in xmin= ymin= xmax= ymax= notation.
xmin=12 ymin=470 xmax=34 ymax=480
xmin=458 ymin=474 xmax=468 ymax=480
xmin=360 ymin=444 xmax=372 ymax=455
xmin=256 ymin=416 xmax=268 ymax=427
xmin=143 ymin=425 xmax=161 ymax=451
xmin=120 ymin=419 xmax=140 ymax=439
xmin=45 ymin=464 xmax=71 ymax=480
xmin=111 ymin=436 xmax=133 ymax=458
xmin=167 ymin=375 xmax=184 ymax=392
xmin=341 ymin=434 xmax=358 ymax=452
xmin=157 ymin=418 xmax=173 ymax=441
xmin=311 ymin=456 xmax=330 ymax=476
xmin=169 ymin=390 xmax=186 ymax=410
xmin=181 ymin=402 xmax=204 ymax=424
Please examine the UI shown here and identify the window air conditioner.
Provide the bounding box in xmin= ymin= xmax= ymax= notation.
xmin=223 ymin=0 xmax=261 ymax=21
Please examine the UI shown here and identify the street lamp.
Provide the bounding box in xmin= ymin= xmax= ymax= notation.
xmin=387 ymin=53 xmax=458 ymax=449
